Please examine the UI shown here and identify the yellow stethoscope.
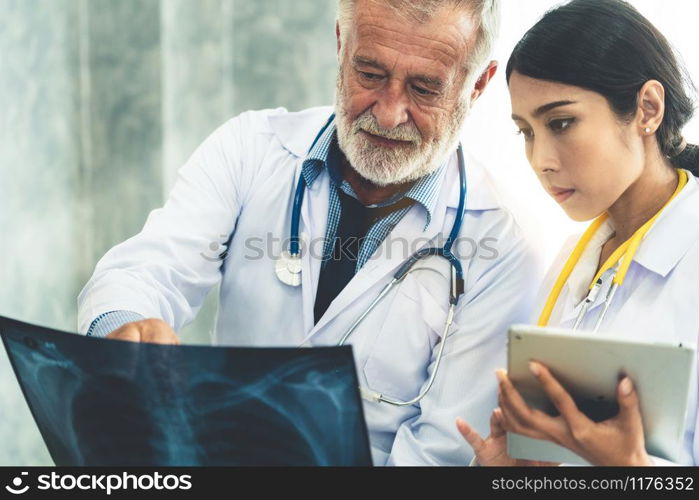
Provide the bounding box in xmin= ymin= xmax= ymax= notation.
xmin=538 ymin=168 xmax=689 ymax=332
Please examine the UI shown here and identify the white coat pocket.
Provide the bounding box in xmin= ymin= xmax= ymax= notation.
xmin=362 ymin=270 xmax=459 ymax=402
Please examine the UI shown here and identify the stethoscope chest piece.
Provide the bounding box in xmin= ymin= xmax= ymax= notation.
xmin=275 ymin=251 xmax=302 ymax=287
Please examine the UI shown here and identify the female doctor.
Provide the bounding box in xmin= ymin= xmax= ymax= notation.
xmin=457 ymin=0 xmax=699 ymax=466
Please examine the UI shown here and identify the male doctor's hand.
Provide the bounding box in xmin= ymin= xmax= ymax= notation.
xmin=496 ymin=363 xmax=652 ymax=466
xmin=105 ymin=318 xmax=181 ymax=345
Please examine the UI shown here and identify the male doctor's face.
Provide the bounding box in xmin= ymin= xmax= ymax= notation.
xmin=335 ymin=0 xmax=491 ymax=187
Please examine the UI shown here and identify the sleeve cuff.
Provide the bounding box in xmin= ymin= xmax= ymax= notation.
xmin=86 ymin=311 xmax=145 ymax=338
xmin=649 ymin=455 xmax=681 ymax=466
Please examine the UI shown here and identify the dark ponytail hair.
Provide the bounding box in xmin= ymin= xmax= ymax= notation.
xmin=506 ymin=0 xmax=699 ymax=175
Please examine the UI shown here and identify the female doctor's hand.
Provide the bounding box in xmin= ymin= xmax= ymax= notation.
xmin=456 ymin=411 xmax=559 ymax=467
xmin=105 ymin=318 xmax=181 ymax=345
xmin=496 ymin=363 xmax=652 ymax=466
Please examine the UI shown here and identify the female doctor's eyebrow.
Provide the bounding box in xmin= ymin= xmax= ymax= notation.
xmin=511 ymin=100 xmax=578 ymax=121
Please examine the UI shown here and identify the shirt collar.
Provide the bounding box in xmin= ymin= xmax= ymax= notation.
xmin=632 ymin=171 xmax=699 ymax=277
xmin=301 ymin=115 xmax=336 ymax=188
xmin=566 ymin=218 xmax=615 ymax=303
xmin=558 ymin=172 xmax=699 ymax=285
xmin=301 ymin=117 xmax=445 ymax=230
xmin=402 ymin=163 xmax=445 ymax=229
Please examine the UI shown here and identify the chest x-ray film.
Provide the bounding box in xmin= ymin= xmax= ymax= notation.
xmin=0 ymin=316 xmax=372 ymax=466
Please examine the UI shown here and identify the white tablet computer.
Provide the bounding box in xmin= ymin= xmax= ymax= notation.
xmin=507 ymin=324 xmax=695 ymax=465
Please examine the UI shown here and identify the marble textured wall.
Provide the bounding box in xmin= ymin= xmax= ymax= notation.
xmin=0 ymin=0 xmax=337 ymax=465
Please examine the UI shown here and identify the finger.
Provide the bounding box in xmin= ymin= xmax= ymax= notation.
xmin=498 ymin=392 xmax=551 ymax=440
xmin=490 ymin=408 xmax=506 ymax=438
xmin=167 ymin=330 xmax=181 ymax=345
xmin=497 ymin=372 xmax=530 ymax=430
xmin=616 ymin=377 xmax=643 ymax=428
xmin=498 ymin=389 xmax=530 ymax=434
xmin=143 ymin=330 xmax=179 ymax=345
xmin=456 ymin=418 xmax=485 ymax=452
xmin=497 ymin=371 xmax=562 ymax=441
xmin=496 ymin=369 xmax=540 ymax=426
xmin=142 ymin=319 xmax=180 ymax=345
xmin=530 ymin=361 xmax=590 ymax=430
xmin=107 ymin=323 xmax=141 ymax=343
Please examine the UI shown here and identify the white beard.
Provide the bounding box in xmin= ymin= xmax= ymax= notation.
xmin=335 ymin=74 xmax=468 ymax=187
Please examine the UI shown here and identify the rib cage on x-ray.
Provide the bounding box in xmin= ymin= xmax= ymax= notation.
xmin=0 ymin=316 xmax=372 ymax=466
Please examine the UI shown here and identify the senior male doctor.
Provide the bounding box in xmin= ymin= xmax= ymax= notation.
xmin=78 ymin=0 xmax=540 ymax=466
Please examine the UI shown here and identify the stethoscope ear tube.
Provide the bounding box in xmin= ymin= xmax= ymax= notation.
xmin=337 ymin=279 xmax=399 ymax=346
xmin=368 ymin=301 xmax=457 ymax=406
xmin=287 ymin=113 xmax=336 ymax=259
xmin=445 ymin=143 xmax=468 ymax=253
xmin=289 ymin=176 xmax=307 ymax=257
xmin=450 ymin=265 xmax=465 ymax=305
xmin=393 ymin=247 xmax=442 ymax=281
xmin=335 ymin=142 xmax=468 ymax=406
xmin=393 ymin=248 xmax=465 ymax=305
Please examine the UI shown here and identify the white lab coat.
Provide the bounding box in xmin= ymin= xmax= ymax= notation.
xmin=536 ymin=172 xmax=699 ymax=465
xmin=78 ymin=106 xmax=541 ymax=466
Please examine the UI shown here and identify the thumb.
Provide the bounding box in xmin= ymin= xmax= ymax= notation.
xmin=616 ymin=377 xmax=642 ymax=425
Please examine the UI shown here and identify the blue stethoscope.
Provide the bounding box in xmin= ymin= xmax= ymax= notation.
xmin=275 ymin=116 xmax=467 ymax=406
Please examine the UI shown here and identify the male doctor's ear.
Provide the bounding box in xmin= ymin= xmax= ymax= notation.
xmin=469 ymin=61 xmax=498 ymax=104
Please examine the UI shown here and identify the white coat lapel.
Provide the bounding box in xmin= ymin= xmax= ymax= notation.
xmin=299 ymin=166 xmax=330 ymax=336
xmin=268 ymin=106 xmax=335 ymax=337
xmin=556 ymin=279 xmax=609 ymax=327
xmin=555 ymin=176 xmax=699 ymax=328
xmin=557 ymin=285 xmax=583 ymax=326
xmin=306 ymin=176 xmax=451 ymax=340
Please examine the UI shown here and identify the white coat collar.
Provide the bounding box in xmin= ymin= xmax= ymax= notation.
xmin=633 ymin=172 xmax=699 ymax=277
xmin=268 ymin=105 xmax=336 ymax=159
xmin=552 ymin=172 xmax=699 ymax=326
xmin=268 ymin=106 xmax=502 ymax=212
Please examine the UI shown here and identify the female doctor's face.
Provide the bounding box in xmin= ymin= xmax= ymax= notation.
xmin=509 ymin=71 xmax=645 ymax=221
xmin=334 ymin=0 xmax=484 ymax=186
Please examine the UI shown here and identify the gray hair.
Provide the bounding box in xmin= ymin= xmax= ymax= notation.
xmin=336 ymin=0 xmax=501 ymax=77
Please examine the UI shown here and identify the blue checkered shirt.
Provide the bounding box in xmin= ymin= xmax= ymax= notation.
xmin=303 ymin=117 xmax=444 ymax=272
